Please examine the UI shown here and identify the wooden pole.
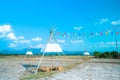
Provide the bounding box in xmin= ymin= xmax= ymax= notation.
xmin=113 ymin=26 xmax=119 ymax=58
xmin=34 ymin=52 xmax=45 ymax=75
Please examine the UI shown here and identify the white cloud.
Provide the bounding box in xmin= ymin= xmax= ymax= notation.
xmin=94 ymin=22 xmax=98 ymax=26
xmin=32 ymin=37 xmax=42 ymax=41
xmin=111 ymin=20 xmax=120 ymax=25
xmin=107 ymin=42 xmax=115 ymax=45
xmin=8 ymin=39 xmax=30 ymax=48
xmin=0 ymin=34 xmax=5 ymax=38
xmin=32 ymin=44 xmax=43 ymax=48
xmin=8 ymin=43 xmax=17 ymax=48
xmin=100 ymin=41 xmax=104 ymax=44
xmin=19 ymin=40 xmax=30 ymax=43
xmin=96 ymin=41 xmax=120 ymax=48
xmin=57 ymin=40 xmax=66 ymax=43
xmin=71 ymin=40 xmax=84 ymax=43
xmin=0 ymin=25 xmax=13 ymax=39
xmin=100 ymin=18 xmax=108 ymax=24
xmin=107 ymin=42 xmax=120 ymax=45
xmin=98 ymin=41 xmax=108 ymax=47
xmin=0 ymin=25 xmax=13 ymax=34
xmin=18 ymin=36 xmax=24 ymax=40
xmin=7 ymin=32 xmax=17 ymax=40
xmin=0 ymin=24 xmax=32 ymax=49
xmin=0 ymin=25 xmax=27 ymax=42
xmin=74 ymin=26 xmax=82 ymax=31
xmin=94 ymin=18 xmax=108 ymax=26
xmin=10 ymin=35 xmax=30 ymax=44
xmin=14 ymin=39 xmax=30 ymax=43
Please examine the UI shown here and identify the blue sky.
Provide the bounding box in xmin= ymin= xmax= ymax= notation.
xmin=0 ymin=0 xmax=120 ymax=52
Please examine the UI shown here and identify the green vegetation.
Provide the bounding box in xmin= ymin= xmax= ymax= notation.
xmin=93 ymin=51 xmax=101 ymax=58
xmin=93 ymin=51 xmax=120 ymax=59
xmin=21 ymin=62 xmax=83 ymax=80
xmin=21 ymin=71 xmax=55 ymax=80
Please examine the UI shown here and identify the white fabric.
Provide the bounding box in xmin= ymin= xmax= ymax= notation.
xmin=83 ymin=52 xmax=90 ymax=55
xmin=26 ymin=51 xmax=33 ymax=55
xmin=42 ymin=43 xmax=62 ymax=52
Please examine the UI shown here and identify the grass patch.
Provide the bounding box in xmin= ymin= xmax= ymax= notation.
xmin=20 ymin=71 xmax=56 ymax=80
xmin=81 ymin=56 xmax=92 ymax=60
xmin=21 ymin=61 xmax=84 ymax=80
xmin=64 ymin=61 xmax=83 ymax=70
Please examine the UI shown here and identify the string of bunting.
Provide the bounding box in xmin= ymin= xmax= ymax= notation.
xmin=55 ymin=31 xmax=120 ymax=39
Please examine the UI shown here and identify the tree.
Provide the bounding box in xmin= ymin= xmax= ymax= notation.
xmin=104 ymin=51 xmax=112 ymax=58
xmin=99 ymin=53 xmax=107 ymax=58
xmin=93 ymin=51 xmax=101 ymax=58
xmin=111 ymin=51 xmax=119 ymax=59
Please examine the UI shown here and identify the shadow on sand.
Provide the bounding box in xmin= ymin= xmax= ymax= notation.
xmin=21 ymin=64 xmax=37 ymax=74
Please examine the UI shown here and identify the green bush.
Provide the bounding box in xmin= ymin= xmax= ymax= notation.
xmin=93 ymin=51 xmax=101 ymax=58
xmin=104 ymin=51 xmax=113 ymax=58
xmin=111 ymin=51 xmax=119 ymax=59
xmin=100 ymin=53 xmax=107 ymax=58
xmin=93 ymin=51 xmax=119 ymax=59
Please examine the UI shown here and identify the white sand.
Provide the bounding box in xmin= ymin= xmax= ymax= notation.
xmin=40 ymin=59 xmax=120 ymax=80
xmin=0 ymin=58 xmax=120 ymax=80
